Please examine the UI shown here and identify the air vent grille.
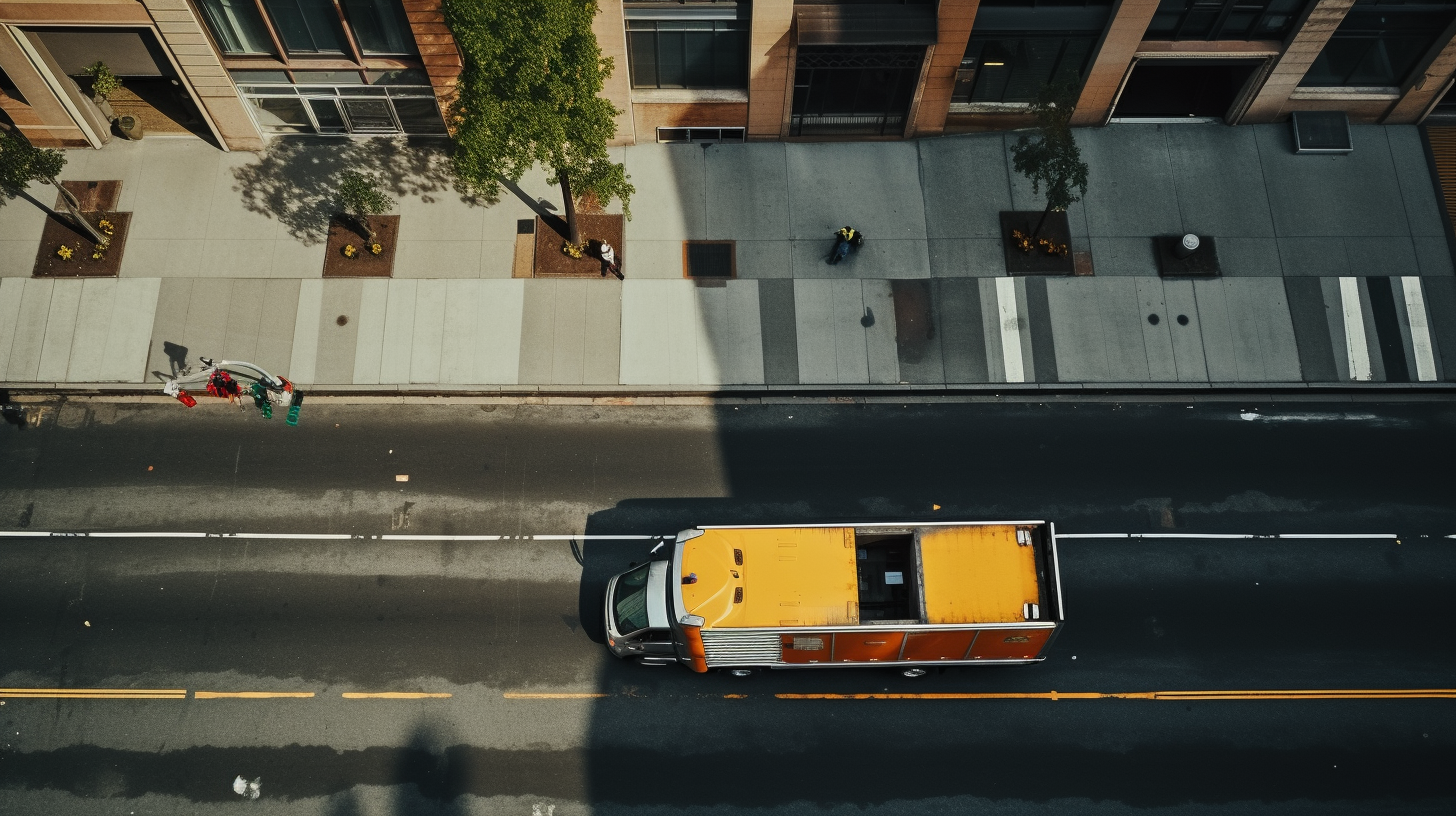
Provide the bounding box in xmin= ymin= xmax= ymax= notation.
xmin=733 ymin=548 xmax=743 ymax=565
xmin=734 ymin=587 xmax=743 ymax=604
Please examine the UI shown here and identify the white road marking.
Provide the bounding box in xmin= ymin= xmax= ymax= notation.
xmin=995 ymin=277 xmax=1026 ymax=383
xmin=1400 ymin=277 xmax=1438 ymax=382
xmin=1055 ymin=533 xmax=1398 ymax=540
xmin=1339 ymin=277 xmax=1372 ymax=381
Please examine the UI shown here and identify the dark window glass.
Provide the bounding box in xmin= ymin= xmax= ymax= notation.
xmin=626 ymin=20 xmax=748 ymax=89
xmin=263 ymin=0 xmax=347 ymax=54
xmin=341 ymin=0 xmax=416 ymax=55
xmin=307 ymin=97 xmax=347 ymax=131
xmin=955 ymin=35 xmax=1099 ymax=103
xmin=1302 ymin=2 xmax=1456 ymax=87
xmin=391 ymin=98 xmax=448 ymax=134
xmin=198 ymin=0 xmax=275 ymax=55
xmin=1146 ymin=0 xmax=1305 ymax=41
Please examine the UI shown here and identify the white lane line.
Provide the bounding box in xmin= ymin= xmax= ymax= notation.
xmin=995 ymin=277 xmax=1026 ymax=383
xmin=1400 ymin=277 xmax=1438 ymax=382
xmin=1339 ymin=277 xmax=1372 ymax=381
xmin=531 ymin=535 xmax=657 ymax=540
xmin=381 ymin=535 xmax=503 ymax=541
xmin=1055 ymin=533 xmax=1398 ymax=540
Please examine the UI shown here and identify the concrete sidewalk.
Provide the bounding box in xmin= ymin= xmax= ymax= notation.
xmin=1 ymin=124 xmax=1454 ymax=392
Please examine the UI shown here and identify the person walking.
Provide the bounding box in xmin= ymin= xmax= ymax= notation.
xmin=595 ymin=240 xmax=624 ymax=280
xmin=828 ymin=226 xmax=863 ymax=265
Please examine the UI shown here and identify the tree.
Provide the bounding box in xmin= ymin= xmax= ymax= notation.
xmin=0 ymin=128 xmax=108 ymax=246
xmin=337 ymin=170 xmax=394 ymax=242
xmin=1010 ymin=83 xmax=1089 ymax=239
xmin=444 ymin=0 xmax=633 ymax=248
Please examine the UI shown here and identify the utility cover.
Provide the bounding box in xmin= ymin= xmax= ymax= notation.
xmin=1292 ymin=111 xmax=1353 ymax=154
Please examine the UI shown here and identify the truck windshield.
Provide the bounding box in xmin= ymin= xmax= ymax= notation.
xmin=612 ymin=564 xmax=652 ymax=634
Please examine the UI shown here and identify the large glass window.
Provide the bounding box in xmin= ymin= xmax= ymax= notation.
xmin=197 ymin=0 xmax=275 ymax=55
xmin=954 ymin=0 xmax=1112 ymax=104
xmin=341 ymin=0 xmax=416 ymax=56
xmin=233 ymin=71 xmax=446 ymax=135
xmin=1301 ymin=0 xmax=1456 ymax=87
xmin=627 ymin=19 xmax=747 ymax=88
xmin=262 ymin=0 xmax=347 ymax=54
xmin=1146 ymin=0 xmax=1306 ymax=41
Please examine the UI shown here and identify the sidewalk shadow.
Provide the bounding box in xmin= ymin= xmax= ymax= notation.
xmin=231 ymin=137 xmax=466 ymax=246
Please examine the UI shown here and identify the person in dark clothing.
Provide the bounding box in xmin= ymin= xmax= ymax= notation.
xmin=828 ymin=226 xmax=863 ymax=264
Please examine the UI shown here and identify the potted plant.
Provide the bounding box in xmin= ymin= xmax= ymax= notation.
xmin=82 ymin=61 xmax=121 ymax=122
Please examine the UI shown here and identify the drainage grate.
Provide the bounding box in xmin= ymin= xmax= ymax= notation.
xmin=517 ymin=219 xmax=535 ymax=234
xmin=1291 ymin=111 xmax=1353 ymax=154
xmin=683 ymin=240 xmax=736 ymax=279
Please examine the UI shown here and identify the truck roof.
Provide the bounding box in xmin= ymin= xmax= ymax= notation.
xmin=680 ymin=523 xmax=1045 ymax=630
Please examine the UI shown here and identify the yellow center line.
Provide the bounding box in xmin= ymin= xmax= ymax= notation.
xmin=503 ymin=692 xmax=610 ymax=699
xmin=0 ymin=688 xmax=186 ymax=699
xmin=342 ymin=692 xmax=452 ymax=699
xmin=194 ymin=691 xmax=316 ymax=699
xmin=775 ymin=689 xmax=1456 ymax=701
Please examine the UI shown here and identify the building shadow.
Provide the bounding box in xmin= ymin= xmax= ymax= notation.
xmin=230 ymin=136 xmax=464 ymax=245
xmin=388 ymin=722 xmax=471 ymax=816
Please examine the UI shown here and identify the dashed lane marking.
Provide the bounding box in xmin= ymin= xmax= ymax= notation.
xmin=194 ymin=691 xmax=315 ymax=699
xmin=503 ymin=693 xmax=610 ymax=699
xmin=342 ymin=692 xmax=452 ymax=699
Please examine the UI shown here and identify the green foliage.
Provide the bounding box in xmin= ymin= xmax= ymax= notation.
xmin=82 ymin=61 xmax=122 ymax=99
xmin=337 ymin=170 xmax=395 ymax=220
xmin=0 ymin=129 xmax=66 ymax=201
xmin=444 ymin=0 xmax=633 ymax=217
xmin=1010 ymin=83 xmax=1088 ymax=216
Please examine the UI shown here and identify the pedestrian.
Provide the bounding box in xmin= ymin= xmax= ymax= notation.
xmin=828 ymin=226 xmax=862 ymax=265
xmin=595 ymin=240 xmax=624 ymax=280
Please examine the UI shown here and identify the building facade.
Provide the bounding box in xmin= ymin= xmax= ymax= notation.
xmin=598 ymin=0 xmax=1456 ymax=145
xmin=3 ymin=0 xmax=1456 ymax=152
xmin=0 ymin=0 xmax=461 ymax=149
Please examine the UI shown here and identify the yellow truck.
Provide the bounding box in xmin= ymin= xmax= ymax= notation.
xmin=605 ymin=521 xmax=1064 ymax=676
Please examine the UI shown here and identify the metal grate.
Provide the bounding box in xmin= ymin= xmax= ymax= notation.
xmin=1427 ymin=127 xmax=1456 ymax=236
xmin=734 ymin=587 xmax=743 ymax=604
xmin=701 ymin=631 xmax=782 ymax=666
xmin=1292 ymin=111 xmax=1353 ymax=154
xmin=733 ymin=548 xmax=743 ymax=566
xmin=683 ymin=240 xmax=736 ymax=279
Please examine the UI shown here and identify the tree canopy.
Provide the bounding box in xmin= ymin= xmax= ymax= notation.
xmin=444 ymin=0 xmax=632 ymax=229
xmin=0 ymin=129 xmax=66 ymax=201
xmin=1010 ymin=83 xmax=1089 ymax=226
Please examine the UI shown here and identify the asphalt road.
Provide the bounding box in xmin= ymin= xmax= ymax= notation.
xmin=0 ymin=398 xmax=1453 ymax=815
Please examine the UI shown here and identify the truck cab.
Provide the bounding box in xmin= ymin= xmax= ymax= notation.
xmin=604 ymin=560 xmax=677 ymax=659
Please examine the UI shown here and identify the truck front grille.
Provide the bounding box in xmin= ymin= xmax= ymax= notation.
xmin=701 ymin=632 xmax=782 ymax=667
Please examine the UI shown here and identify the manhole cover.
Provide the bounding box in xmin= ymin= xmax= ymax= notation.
xmin=683 ymin=241 xmax=736 ymax=279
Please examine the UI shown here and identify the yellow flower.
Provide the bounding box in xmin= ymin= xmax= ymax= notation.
xmin=98 ymin=219 xmax=115 ymax=235
xmin=57 ymin=246 xmax=73 ymax=260
xmin=343 ymin=244 xmax=357 ymax=258
xmin=369 ymin=243 xmax=383 ymax=255
xmin=561 ymin=241 xmax=584 ymax=259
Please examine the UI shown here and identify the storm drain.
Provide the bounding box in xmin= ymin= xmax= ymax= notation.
xmin=683 ymin=240 xmax=736 ymax=280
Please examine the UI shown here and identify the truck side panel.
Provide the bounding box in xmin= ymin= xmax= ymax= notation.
xmin=970 ymin=627 xmax=1053 ymax=660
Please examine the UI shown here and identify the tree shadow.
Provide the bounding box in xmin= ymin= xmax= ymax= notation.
xmin=230 ymin=136 xmax=471 ymax=246
xmin=390 ymin=722 xmax=471 ymax=816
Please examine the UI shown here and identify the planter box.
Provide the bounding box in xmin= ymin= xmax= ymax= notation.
xmin=323 ymin=215 xmax=400 ymax=277
xmin=1000 ymin=211 xmax=1075 ymax=276
xmin=32 ymin=181 xmax=129 ymax=278
xmin=532 ymin=213 xmax=624 ymax=278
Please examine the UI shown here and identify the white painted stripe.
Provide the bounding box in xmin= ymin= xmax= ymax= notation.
xmin=1399 ymin=277 xmax=1438 ymax=382
xmin=1339 ymin=277 xmax=1371 ymax=381
xmin=1055 ymin=533 xmax=1397 ymax=540
xmin=83 ymin=532 xmax=208 ymax=538
xmin=0 ymin=531 xmax=658 ymax=541
xmin=530 ymin=535 xmax=657 ymax=540
xmin=380 ymin=535 xmax=503 ymax=541
xmin=995 ymin=277 xmax=1025 ymax=383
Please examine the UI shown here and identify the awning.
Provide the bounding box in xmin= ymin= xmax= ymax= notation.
xmin=795 ymin=4 xmax=938 ymax=47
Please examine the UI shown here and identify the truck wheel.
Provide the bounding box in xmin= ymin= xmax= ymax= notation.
xmin=901 ymin=668 xmax=928 ymax=678
xmin=726 ymin=668 xmax=756 ymax=677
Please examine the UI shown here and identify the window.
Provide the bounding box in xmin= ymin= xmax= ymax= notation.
xmin=1301 ymin=0 xmax=1456 ymax=87
xmin=341 ymin=0 xmax=415 ymax=56
xmin=1146 ymin=0 xmax=1306 ymax=41
xmin=958 ymin=36 xmax=1098 ymax=103
xmin=262 ymin=0 xmax=347 ymax=54
xmin=233 ymin=71 xmax=446 ymax=135
xmin=953 ymin=0 xmax=1111 ymax=104
xmin=628 ymin=18 xmax=748 ymax=88
xmin=197 ymin=0 xmax=275 ymax=55
xmin=656 ymin=126 xmax=745 ymax=143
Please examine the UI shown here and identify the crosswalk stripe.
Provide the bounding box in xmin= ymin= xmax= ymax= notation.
xmin=1400 ymin=276 xmax=1439 ymax=381
xmin=995 ymin=278 xmax=1025 ymax=383
xmin=1338 ymin=277 xmax=1372 ymax=381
